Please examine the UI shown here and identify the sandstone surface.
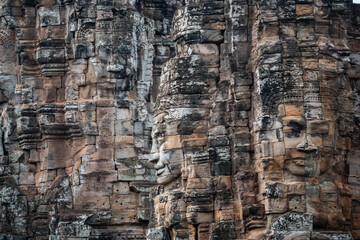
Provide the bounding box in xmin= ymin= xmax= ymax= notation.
xmin=0 ymin=0 xmax=359 ymax=239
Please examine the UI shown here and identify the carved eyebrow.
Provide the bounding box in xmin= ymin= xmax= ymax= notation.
xmin=287 ymin=120 xmax=305 ymax=132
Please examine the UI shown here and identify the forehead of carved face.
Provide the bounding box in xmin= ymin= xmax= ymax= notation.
xmin=149 ymin=112 xmax=184 ymax=185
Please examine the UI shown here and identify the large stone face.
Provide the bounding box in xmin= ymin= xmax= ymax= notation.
xmin=0 ymin=0 xmax=359 ymax=239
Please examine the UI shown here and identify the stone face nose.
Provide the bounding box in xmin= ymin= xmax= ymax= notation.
xmin=148 ymin=152 xmax=160 ymax=163
xmin=149 ymin=138 xmax=160 ymax=163
xmin=154 ymin=161 xmax=165 ymax=170
xmin=296 ymin=136 xmax=317 ymax=152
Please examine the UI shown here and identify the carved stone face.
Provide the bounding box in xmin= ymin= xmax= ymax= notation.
xmin=255 ymin=68 xmax=351 ymax=228
xmin=283 ymin=115 xmax=319 ymax=177
xmin=149 ymin=113 xmax=183 ymax=185
xmin=282 ymin=109 xmax=335 ymax=179
xmin=272 ymin=91 xmax=347 ymax=228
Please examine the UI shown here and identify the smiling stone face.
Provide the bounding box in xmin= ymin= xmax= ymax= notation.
xmin=283 ymin=116 xmax=319 ymax=178
xmin=253 ymin=40 xmax=354 ymax=230
xmin=149 ymin=113 xmax=184 ymax=185
xmin=281 ymin=110 xmax=336 ymax=180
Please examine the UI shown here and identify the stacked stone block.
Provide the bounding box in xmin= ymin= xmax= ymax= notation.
xmin=0 ymin=0 xmax=359 ymax=240
xmin=0 ymin=0 xmax=174 ymax=239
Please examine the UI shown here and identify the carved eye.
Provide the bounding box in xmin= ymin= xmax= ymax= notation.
xmin=287 ymin=120 xmax=305 ymax=134
xmin=153 ymin=132 xmax=161 ymax=138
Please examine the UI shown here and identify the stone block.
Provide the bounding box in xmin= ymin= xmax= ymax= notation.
xmin=163 ymin=135 xmax=182 ymax=150
xmin=319 ymin=59 xmax=337 ymax=72
xmin=284 ymin=104 xmax=304 ymax=116
xmin=79 ymin=160 xmax=115 ymax=175
xmin=273 ymin=142 xmax=285 ymax=156
xmin=115 ymin=136 xmax=134 ymax=147
xmin=182 ymin=133 xmax=207 ymax=147
xmin=36 ymin=48 xmax=65 ymax=64
xmin=116 ymin=108 xmax=132 ymax=120
xmin=0 ymin=75 xmax=16 ymax=101
xmin=42 ymin=140 xmax=71 ymax=169
xmin=111 ymin=209 xmax=138 ymax=224
xmin=133 ymin=121 xmax=143 ymax=135
xmin=0 ymin=62 xmax=16 ymax=75
xmin=307 ymin=120 xmax=329 ymax=135
xmin=115 ymin=120 xmax=133 ymax=136
xmin=115 ymin=147 xmax=137 ymax=159
xmin=288 ymin=195 xmax=306 ymax=212
xmin=43 ymin=76 xmax=62 ymax=89
xmin=261 ymin=141 xmax=273 ymax=158
xmin=183 ymin=164 xmax=210 ymax=179
xmin=146 ymin=227 xmax=170 ymax=240
xmin=214 ymin=176 xmax=231 ymax=191
xmin=186 ymin=178 xmax=212 ymax=190
xmin=39 ymin=6 xmax=61 ymax=27
xmin=75 ymin=182 xmax=112 ymax=197
xmin=110 ymin=192 xmax=137 ymax=210
xmin=311 ymin=232 xmax=352 ymax=240
xmin=91 ymin=149 xmax=113 ymax=161
xmin=264 ymin=198 xmax=288 ymax=214
xmin=270 ymin=213 xmax=313 ymax=232
xmin=75 ymin=196 xmax=110 ymax=210
xmin=189 ymin=44 xmax=218 ymax=55
xmin=187 ymin=204 xmax=213 ymax=213
xmin=296 ymin=4 xmax=313 ymax=16
xmin=19 ymin=172 xmax=35 ymax=185
xmin=211 ymin=161 xmax=231 ymax=176
xmin=186 ymin=211 xmax=214 ymax=224
xmin=113 ymin=182 xmax=130 ymax=195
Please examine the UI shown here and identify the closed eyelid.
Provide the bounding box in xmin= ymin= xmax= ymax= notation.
xmin=152 ymin=131 xmax=163 ymax=139
xmin=287 ymin=120 xmax=305 ymax=129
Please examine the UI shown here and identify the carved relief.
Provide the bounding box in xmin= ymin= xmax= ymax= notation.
xmin=0 ymin=0 xmax=359 ymax=239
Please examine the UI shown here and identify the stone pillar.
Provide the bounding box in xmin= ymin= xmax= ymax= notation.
xmin=248 ymin=0 xmax=356 ymax=239
xmin=149 ymin=1 xmax=236 ymax=239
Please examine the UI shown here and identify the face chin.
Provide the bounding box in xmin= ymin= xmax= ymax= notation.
xmin=152 ymin=148 xmax=183 ymax=185
xmin=285 ymin=158 xmax=306 ymax=176
xmin=157 ymin=169 xmax=181 ymax=185
xmin=157 ymin=174 xmax=177 ymax=185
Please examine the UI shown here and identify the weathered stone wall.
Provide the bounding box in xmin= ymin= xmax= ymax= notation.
xmin=0 ymin=0 xmax=359 ymax=239
xmin=0 ymin=0 xmax=175 ymax=239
